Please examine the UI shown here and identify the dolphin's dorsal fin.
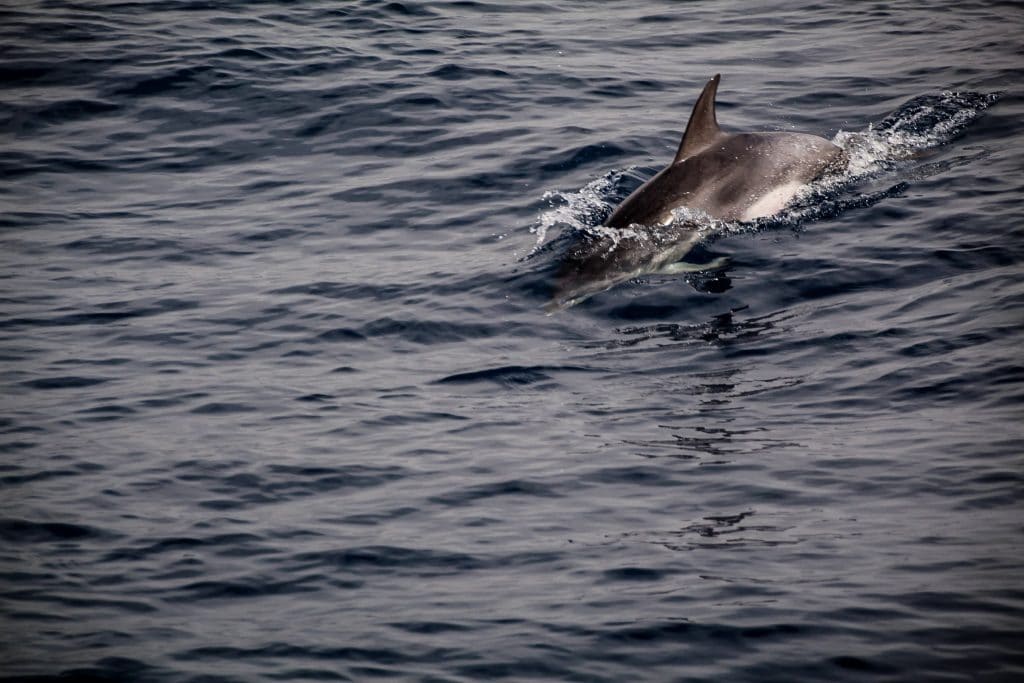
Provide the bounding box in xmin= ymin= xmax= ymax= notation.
xmin=673 ymin=74 xmax=723 ymax=164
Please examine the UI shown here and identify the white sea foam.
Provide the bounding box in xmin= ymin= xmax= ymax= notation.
xmin=528 ymin=167 xmax=635 ymax=256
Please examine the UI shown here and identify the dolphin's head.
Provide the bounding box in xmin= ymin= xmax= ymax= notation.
xmin=546 ymin=224 xmax=701 ymax=313
xmin=547 ymin=231 xmax=644 ymax=312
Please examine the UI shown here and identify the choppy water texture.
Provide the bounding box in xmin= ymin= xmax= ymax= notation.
xmin=2 ymin=1 xmax=1023 ymax=681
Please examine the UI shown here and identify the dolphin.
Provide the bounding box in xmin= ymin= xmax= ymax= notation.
xmin=548 ymin=74 xmax=846 ymax=312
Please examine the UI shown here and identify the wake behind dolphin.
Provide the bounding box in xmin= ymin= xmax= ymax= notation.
xmin=546 ymin=74 xmax=846 ymax=312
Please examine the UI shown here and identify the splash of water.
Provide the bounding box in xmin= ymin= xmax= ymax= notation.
xmin=834 ymin=90 xmax=1001 ymax=177
xmin=527 ymin=167 xmax=635 ymax=256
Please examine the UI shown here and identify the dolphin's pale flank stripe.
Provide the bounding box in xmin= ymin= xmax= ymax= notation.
xmin=741 ymin=180 xmax=806 ymax=221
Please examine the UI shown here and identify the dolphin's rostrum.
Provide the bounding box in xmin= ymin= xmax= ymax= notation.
xmin=548 ymin=74 xmax=846 ymax=312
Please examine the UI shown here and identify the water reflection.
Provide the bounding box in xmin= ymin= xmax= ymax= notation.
xmin=609 ymin=305 xmax=791 ymax=349
xmin=573 ymin=306 xmax=809 ymax=467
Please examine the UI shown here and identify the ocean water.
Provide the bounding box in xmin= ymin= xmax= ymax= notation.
xmin=2 ymin=1 xmax=1023 ymax=681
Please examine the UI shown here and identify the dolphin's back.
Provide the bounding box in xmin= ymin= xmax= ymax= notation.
xmin=606 ymin=131 xmax=844 ymax=227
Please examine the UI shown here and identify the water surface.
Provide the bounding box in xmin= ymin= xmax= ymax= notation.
xmin=2 ymin=1 xmax=1023 ymax=681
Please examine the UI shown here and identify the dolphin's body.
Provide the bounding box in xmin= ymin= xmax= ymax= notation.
xmin=548 ymin=75 xmax=846 ymax=311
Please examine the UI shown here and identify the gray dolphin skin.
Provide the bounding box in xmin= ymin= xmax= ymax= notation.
xmin=548 ymin=74 xmax=846 ymax=312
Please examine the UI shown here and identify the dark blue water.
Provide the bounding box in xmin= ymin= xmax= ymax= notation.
xmin=2 ymin=2 xmax=1023 ymax=681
